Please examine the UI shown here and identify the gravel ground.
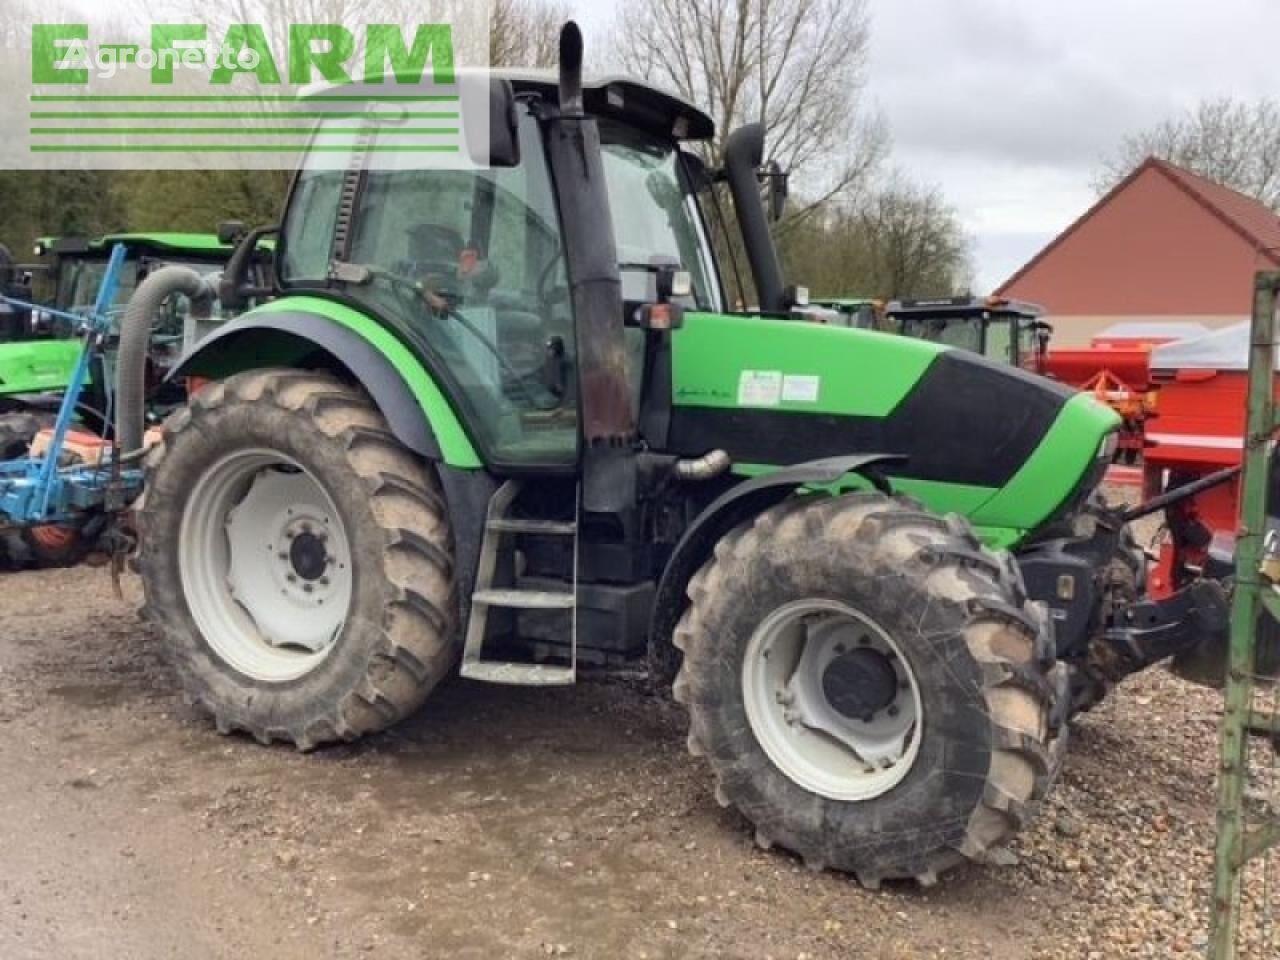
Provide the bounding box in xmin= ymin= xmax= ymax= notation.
xmin=0 ymin=487 xmax=1277 ymax=958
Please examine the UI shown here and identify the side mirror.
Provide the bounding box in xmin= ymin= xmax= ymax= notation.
xmin=217 ymin=220 xmax=248 ymax=246
xmin=218 ymin=224 xmax=278 ymax=312
xmin=765 ymin=162 xmax=789 ymax=222
xmin=463 ymin=76 xmax=521 ymax=169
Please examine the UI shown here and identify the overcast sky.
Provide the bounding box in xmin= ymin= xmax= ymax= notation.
xmin=65 ymin=0 xmax=1280 ymax=290
xmin=578 ymin=0 xmax=1280 ymax=291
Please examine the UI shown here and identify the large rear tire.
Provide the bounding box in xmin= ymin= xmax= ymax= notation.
xmin=673 ymin=491 xmax=1067 ymax=886
xmin=138 ymin=369 xmax=457 ymax=749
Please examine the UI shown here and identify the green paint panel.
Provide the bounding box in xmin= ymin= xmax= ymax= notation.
xmin=971 ymin=393 xmax=1119 ymax=532
xmin=673 ymin=312 xmax=941 ymax=416
xmin=244 ymin=296 xmax=482 ymax=469
xmin=803 ymin=396 xmax=1118 ymax=547
xmin=0 ymin=340 xmax=83 ymax=395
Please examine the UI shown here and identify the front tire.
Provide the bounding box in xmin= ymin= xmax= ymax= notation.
xmin=673 ymin=492 xmax=1066 ymax=886
xmin=139 ymin=369 xmax=458 ymax=749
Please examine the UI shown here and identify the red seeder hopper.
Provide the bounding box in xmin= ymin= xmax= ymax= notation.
xmin=1044 ymin=322 xmax=1209 ymax=465
xmin=1138 ymin=324 xmax=1265 ymax=598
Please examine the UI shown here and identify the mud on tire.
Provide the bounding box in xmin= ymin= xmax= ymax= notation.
xmin=672 ymin=491 xmax=1067 ymax=886
xmin=138 ymin=369 xmax=458 ymax=750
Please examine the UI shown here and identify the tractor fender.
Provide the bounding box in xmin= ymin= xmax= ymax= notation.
xmin=170 ymin=311 xmax=449 ymax=461
xmin=647 ymin=453 xmax=905 ymax=688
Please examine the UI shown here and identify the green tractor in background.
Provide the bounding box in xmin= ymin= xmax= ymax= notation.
xmin=810 ymin=295 xmax=1052 ymax=373
xmin=884 ymin=296 xmax=1053 ymax=374
xmin=0 ymin=231 xmax=263 ymax=567
xmin=810 ymin=297 xmax=882 ymax=329
xmin=120 ymin=26 xmax=1240 ymax=887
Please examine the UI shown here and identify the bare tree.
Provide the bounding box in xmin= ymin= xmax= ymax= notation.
xmin=490 ymin=0 xmax=570 ymax=68
xmin=1097 ymin=97 xmax=1280 ymax=210
xmin=614 ymin=0 xmax=887 ymax=223
xmin=855 ymin=175 xmax=970 ymax=299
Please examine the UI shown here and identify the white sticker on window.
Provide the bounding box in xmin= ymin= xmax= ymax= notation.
xmin=738 ymin=370 xmax=783 ymax=406
xmin=782 ymin=375 xmax=821 ymax=404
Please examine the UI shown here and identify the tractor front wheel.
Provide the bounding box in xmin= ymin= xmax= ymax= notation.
xmin=138 ymin=369 xmax=457 ymax=749
xmin=674 ymin=492 xmax=1067 ymax=886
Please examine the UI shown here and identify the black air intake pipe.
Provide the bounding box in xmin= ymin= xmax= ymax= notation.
xmin=724 ymin=124 xmax=785 ymax=314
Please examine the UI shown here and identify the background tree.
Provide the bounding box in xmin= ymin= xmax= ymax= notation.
xmin=611 ymin=0 xmax=974 ymax=303
xmin=1097 ymin=97 xmax=1280 ymax=209
xmin=778 ymin=177 xmax=970 ymax=300
xmin=615 ymin=0 xmax=887 ymax=222
xmin=491 ymin=0 xmax=571 ymax=68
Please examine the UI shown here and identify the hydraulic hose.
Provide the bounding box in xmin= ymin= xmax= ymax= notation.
xmin=116 ymin=267 xmax=214 ymax=456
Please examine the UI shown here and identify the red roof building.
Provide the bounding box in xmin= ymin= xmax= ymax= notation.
xmin=996 ymin=157 xmax=1280 ymax=346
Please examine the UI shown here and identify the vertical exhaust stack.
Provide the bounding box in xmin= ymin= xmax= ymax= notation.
xmin=558 ymin=25 xmax=585 ymax=118
xmin=544 ymin=21 xmax=636 ymax=512
xmin=724 ymin=124 xmax=786 ymax=314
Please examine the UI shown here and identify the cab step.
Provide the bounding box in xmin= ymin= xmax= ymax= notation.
xmin=459 ymin=661 xmax=576 ymax=686
xmin=487 ymin=517 xmax=578 ymax=536
xmin=460 ymin=480 xmax=579 ymax=685
xmin=472 ymin=588 xmax=575 ymax=610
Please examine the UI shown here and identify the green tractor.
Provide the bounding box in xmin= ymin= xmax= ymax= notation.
xmin=0 ymin=231 xmax=264 ymax=567
xmin=2 ymin=232 xmax=252 ymax=420
xmin=810 ymin=297 xmax=882 ymax=329
xmin=121 ymin=26 xmax=1236 ymax=886
xmin=883 ymin=296 xmax=1053 ymax=374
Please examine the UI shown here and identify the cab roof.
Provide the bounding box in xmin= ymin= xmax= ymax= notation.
xmin=502 ymin=71 xmax=715 ymax=142
xmin=304 ymin=70 xmax=715 ymax=143
xmin=887 ymin=295 xmax=1044 ymax=319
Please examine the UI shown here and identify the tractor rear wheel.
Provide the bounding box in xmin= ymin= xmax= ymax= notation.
xmin=673 ymin=491 xmax=1067 ymax=886
xmin=138 ymin=369 xmax=457 ymax=749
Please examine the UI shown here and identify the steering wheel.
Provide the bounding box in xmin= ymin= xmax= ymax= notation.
xmin=371 ymin=268 xmax=558 ymax=411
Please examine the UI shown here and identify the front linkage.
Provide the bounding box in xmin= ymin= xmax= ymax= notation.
xmin=1022 ymin=472 xmax=1244 ymax=713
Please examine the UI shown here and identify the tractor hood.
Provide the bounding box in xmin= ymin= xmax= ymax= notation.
xmin=666 ymin=312 xmax=1120 ymax=545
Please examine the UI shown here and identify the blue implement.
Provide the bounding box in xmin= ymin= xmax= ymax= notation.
xmin=0 ymin=244 xmax=145 ymax=528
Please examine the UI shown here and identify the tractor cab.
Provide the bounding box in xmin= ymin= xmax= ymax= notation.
xmin=885 ymin=296 xmax=1051 ymax=373
xmin=276 ymin=72 xmax=726 ymax=469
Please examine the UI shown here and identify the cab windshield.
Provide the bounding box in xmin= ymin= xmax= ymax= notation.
xmin=279 ymin=108 xmax=720 ymax=465
xmin=903 ymin=315 xmax=984 ymax=354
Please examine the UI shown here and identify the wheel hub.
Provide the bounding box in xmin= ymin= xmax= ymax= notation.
xmin=287 ymin=529 xmax=330 ymax=582
xmin=742 ymin=599 xmax=924 ymax=802
xmin=822 ymin=647 xmax=899 ymax=720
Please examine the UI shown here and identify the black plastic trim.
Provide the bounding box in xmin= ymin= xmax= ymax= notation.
xmin=668 ymin=350 xmax=1075 ymax=488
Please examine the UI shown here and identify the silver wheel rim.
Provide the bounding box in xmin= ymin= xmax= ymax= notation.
xmin=179 ymin=449 xmax=353 ymax=683
xmin=742 ymin=599 xmax=924 ymax=802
